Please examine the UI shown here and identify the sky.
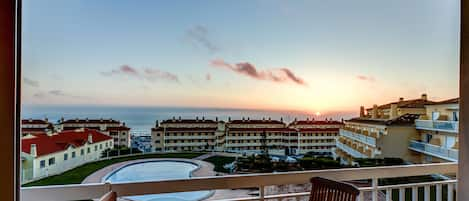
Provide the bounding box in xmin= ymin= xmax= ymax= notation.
xmin=21 ymin=0 xmax=460 ymax=115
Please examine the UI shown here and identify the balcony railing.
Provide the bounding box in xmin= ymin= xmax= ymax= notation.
xmin=409 ymin=140 xmax=458 ymax=162
xmin=336 ymin=140 xmax=368 ymax=158
xmin=415 ymin=120 xmax=459 ymax=133
xmin=21 ymin=163 xmax=457 ymax=201
xmin=340 ymin=129 xmax=376 ymax=147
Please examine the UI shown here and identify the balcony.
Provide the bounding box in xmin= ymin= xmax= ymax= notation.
xmin=340 ymin=129 xmax=377 ymax=147
xmin=415 ymin=120 xmax=459 ymax=133
xmin=409 ymin=140 xmax=458 ymax=162
xmin=336 ymin=140 xmax=368 ymax=158
xmin=21 ymin=163 xmax=457 ymax=201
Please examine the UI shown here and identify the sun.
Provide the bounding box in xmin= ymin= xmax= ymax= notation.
xmin=315 ymin=111 xmax=321 ymax=116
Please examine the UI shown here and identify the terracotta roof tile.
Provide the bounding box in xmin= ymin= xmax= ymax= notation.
xmin=61 ymin=119 xmax=120 ymax=124
xmin=21 ymin=128 xmax=112 ymax=157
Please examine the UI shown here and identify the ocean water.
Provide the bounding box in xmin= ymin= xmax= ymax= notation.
xmin=22 ymin=105 xmax=353 ymax=136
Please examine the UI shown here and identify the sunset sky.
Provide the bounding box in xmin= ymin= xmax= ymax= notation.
xmin=22 ymin=0 xmax=460 ymax=115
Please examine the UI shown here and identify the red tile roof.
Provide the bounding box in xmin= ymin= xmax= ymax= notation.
xmin=61 ymin=119 xmax=120 ymax=124
xmin=347 ymin=114 xmax=420 ymax=126
xmin=429 ymin=98 xmax=459 ymax=105
xmin=228 ymin=127 xmax=297 ymax=132
xmin=21 ymin=127 xmax=50 ymax=133
xmin=63 ymin=126 xmax=101 ymax=131
xmin=161 ymin=119 xmax=217 ymax=124
xmin=21 ymin=119 xmax=50 ymax=125
xmin=228 ymin=119 xmax=285 ymax=125
xmin=151 ymin=127 xmax=217 ymax=132
xmin=106 ymin=126 xmax=131 ymax=131
xmin=366 ymin=98 xmax=436 ymax=110
xmin=21 ymin=128 xmax=112 ymax=157
xmin=289 ymin=120 xmax=343 ymax=126
xmin=298 ymin=128 xmax=340 ymax=132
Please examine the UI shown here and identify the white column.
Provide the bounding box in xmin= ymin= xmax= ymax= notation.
xmin=459 ymin=0 xmax=469 ymax=200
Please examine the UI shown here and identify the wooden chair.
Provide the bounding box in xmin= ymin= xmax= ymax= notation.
xmin=98 ymin=191 xmax=117 ymax=201
xmin=309 ymin=177 xmax=360 ymax=201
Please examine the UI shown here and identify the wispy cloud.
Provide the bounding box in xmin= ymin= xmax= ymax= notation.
xmin=32 ymin=90 xmax=85 ymax=99
xmin=23 ymin=77 xmax=39 ymax=87
xmin=210 ymin=59 xmax=308 ymax=86
xmin=33 ymin=92 xmax=45 ymax=98
xmin=49 ymin=90 xmax=66 ymax=96
xmin=356 ymin=75 xmax=376 ymax=82
xmin=186 ymin=25 xmax=219 ymax=53
xmin=144 ymin=68 xmax=180 ymax=82
xmin=101 ymin=65 xmax=180 ymax=83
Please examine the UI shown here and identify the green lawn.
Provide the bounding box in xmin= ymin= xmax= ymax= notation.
xmin=203 ymin=156 xmax=236 ymax=173
xmin=23 ymin=152 xmax=205 ymax=187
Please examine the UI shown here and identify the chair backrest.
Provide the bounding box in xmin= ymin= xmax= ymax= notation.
xmin=309 ymin=177 xmax=360 ymax=201
xmin=98 ymin=191 xmax=117 ymax=201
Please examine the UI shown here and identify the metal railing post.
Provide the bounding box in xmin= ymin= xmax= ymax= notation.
xmin=372 ymin=178 xmax=378 ymax=201
xmin=259 ymin=185 xmax=265 ymax=201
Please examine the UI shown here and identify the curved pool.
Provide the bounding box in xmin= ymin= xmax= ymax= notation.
xmin=105 ymin=161 xmax=212 ymax=201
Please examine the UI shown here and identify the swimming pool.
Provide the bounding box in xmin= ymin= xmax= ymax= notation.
xmin=105 ymin=161 xmax=212 ymax=201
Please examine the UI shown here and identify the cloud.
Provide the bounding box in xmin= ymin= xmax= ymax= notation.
xmin=101 ymin=65 xmax=180 ymax=83
xmin=49 ymin=90 xmax=66 ymax=96
xmin=210 ymin=59 xmax=308 ymax=86
xmin=33 ymin=92 xmax=45 ymax=98
xmin=143 ymin=68 xmax=180 ymax=82
xmin=205 ymin=73 xmax=211 ymax=81
xmin=32 ymin=90 xmax=86 ymax=99
xmin=356 ymin=75 xmax=376 ymax=82
xmin=23 ymin=77 xmax=39 ymax=87
xmin=186 ymin=25 xmax=219 ymax=53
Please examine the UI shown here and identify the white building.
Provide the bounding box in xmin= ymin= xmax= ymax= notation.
xmin=21 ymin=128 xmax=113 ymax=184
xmin=58 ymin=118 xmax=131 ymax=147
xmin=21 ymin=118 xmax=54 ymax=136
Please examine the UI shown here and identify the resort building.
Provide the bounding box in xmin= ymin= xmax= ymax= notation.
xmin=21 ymin=128 xmax=113 ymax=183
xmin=58 ymin=118 xmax=131 ymax=147
xmin=225 ymin=118 xmax=343 ymax=155
xmin=21 ymin=118 xmax=54 ymax=136
xmin=151 ymin=117 xmax=342 ymax=156
xmin=289 ymin=119 xmax=343 ymax=156
xmin=151 ymin=117 xmax=222 ymax=152
xmin=336 ymin=94 xmax=435 ymax=165
xmin=225 ymin=118 xmax=293 ymax=155
xmin=409 ymin=98 xmax=459 ymax=163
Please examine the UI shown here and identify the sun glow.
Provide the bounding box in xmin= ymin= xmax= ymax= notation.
xmin=315 ymin=112 xmax=321 ymax=116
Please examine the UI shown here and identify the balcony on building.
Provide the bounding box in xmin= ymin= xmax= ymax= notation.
xmin=409 ymin=140 xmax=458 ymax=162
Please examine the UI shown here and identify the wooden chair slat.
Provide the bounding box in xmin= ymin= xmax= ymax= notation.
xmin=309 ymin=177 xmax=360 ymax=201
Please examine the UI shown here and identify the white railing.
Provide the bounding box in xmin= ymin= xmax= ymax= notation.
xmin=415 ymin=120 xmax=459 ymax=133
xmin=409 ymin=140 xmax=458 ymax=162
xmin=21 ymin=163 xmax=457 ymax=201
xmin=336 ymin=141 xmax=368 ymax=158
xmin=340 ymin=129 xmax=376 ymax=147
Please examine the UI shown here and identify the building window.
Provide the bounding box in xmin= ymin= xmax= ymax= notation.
xmin=72 ymin=152 xmax=76 ymax=158
xmin=100 ymin=144 xmax=103 ymax=149
xmin=94 ymin=145 xmax=98 ymax=151
xmin=81 ymin=149 xmax=84 ymax=155
xmin=40 ymin=160 xmax=46 ymax=168
xmin=87 ymin=147 xmax=91 ymax=153
xmin=48 ymin=157 xmax=55 ymax=165
xmin=64 ymin=153 xmax=68 ymax=161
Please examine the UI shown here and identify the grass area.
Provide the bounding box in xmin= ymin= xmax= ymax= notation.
xmin=23 ymin=152 xmax=206 ymax=187
xmin=203 ymin=156 xmax=236 ymax=173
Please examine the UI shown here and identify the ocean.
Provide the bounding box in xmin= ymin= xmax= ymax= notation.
xmin=22 ymin=105 xmax=354 ymax=136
